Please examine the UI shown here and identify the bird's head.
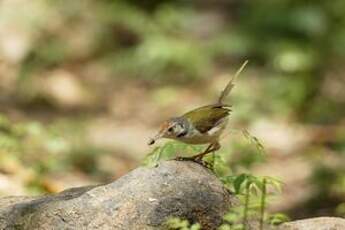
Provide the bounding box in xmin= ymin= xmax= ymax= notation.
xmin=148 ymin=117 xmax=188 ymax=145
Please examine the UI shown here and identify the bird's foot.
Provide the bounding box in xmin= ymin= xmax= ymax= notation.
xmin=196 ymin=157 xmax=213 ymax=170
xmin=174 ymin=156 xmax=212 ymax=169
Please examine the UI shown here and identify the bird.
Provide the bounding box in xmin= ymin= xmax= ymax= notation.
xmin=148 ymin=60 xmax=248 ymax=164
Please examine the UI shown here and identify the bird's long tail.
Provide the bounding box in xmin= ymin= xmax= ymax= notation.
xmin=217 ymin=60 xmax=249 ymax=105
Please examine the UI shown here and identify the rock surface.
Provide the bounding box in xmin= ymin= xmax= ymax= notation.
xmin=0 ymin=161 xmax=237 ymax=230
xmin=1 ymin=160 xmax=344 ymax=230
xmin=279 ymin=217 xmax=345 ymax=230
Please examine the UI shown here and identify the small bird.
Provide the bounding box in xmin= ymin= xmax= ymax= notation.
xmin=148 ymin=61 xmax=248 ymax=163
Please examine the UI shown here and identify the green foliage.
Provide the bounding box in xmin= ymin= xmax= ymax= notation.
xmin=242 ymin=130 xmax=265 ymax=156
xmin=165 ymin=217 xmax=201 ymax=230
xmin=336 ymin=203 xmax=345 ymax=217
xmin=221 ymin=173 xmax=284 ymax=229
xmin=9 ymin=0 xmax=345 ymax=122
xmin=0 ymin=113 xmax=109 ymax=194
xmin=221 ymin=210 xmax=245 ymax=230
xmin=146 ymin=134 xmax=285 ymax=229
xmin=234 ymin=0 xmax=345 ymax=122
xmin=143 ymin=141 xmax=203 ymax=167
xmin=142 ymin=146 xmax=162 ymax=168
xmin=267 ymin=213 xmax=290 ymax=226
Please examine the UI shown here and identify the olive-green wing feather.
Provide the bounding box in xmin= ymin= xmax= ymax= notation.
xmin=183 ymin=105 xmax=231 ymax=133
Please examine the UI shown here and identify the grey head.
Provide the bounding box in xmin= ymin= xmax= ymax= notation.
xmin=148 ymin=116 xmax=190 ymax=145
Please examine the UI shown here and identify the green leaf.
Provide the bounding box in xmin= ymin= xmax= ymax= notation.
xmin=267 ymin=213 xmax=290 ymax=225
xmin=218 ymin=224 xmax=231 ymax=230
xmin=165 ymin=217 xmax=190 ymax=229
xmin=142 ymin=146 xmax=161 ymax=168
xmin=223 ymin=212 xmax=240 ymax=223
xmin=264 ymin=176 xmax=284 ymax=193
xmin=234 ymin=174 xmax=247 ymax=194
xmin=232 ymin=223 xmax=245 ymax=230
xmin=190 ymin=223 xmax=201 ymax=230
xmin=242 ymin=130 xmax=266 ymax=155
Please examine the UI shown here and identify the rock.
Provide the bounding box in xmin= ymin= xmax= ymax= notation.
xmin=280 ymin=217 xmax=345 ymax=230
xmin=0 ymin=161 xmax=237 ymax=230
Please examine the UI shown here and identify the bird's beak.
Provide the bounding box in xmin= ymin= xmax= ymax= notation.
xmin=148 ymin=132 xmax=163 ymax=145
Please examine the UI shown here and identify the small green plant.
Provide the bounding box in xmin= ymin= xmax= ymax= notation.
xmin=242 ymin=130 xmax=265 ymax=155
xmin=144 ymin=131 xmax=286 ymax=229
xmin=221 ymin=174 xmax=283 ymax=229
xmin=165 ymin=217 xmax=201 ymax=230
xmin=267 ymin=213 xmax=290 ymax=226
xmin=336 ymin=203 xmax=345 ymax=218
xmin=259 ymin=178 xmax=267 ymax=230
xmin=143 ymin=141 xmax=202 ymax=167
xmin=220 ymin=209 xmax=245 ymax=230
xmin=142 ymin=146 xmax=163 ymax=168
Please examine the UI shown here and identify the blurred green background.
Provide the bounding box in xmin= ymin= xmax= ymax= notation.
xmin=0 ymin=0 xmax=344 ymax=220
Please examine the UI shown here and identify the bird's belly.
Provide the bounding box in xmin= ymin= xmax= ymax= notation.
xmin=177 ymin=123 xmax=227 ymax=145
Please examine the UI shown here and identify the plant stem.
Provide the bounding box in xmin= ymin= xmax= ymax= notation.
xmin=211 ymin=152 xmax=215 ymax=171
xmin=243 ymin=181 xmax=250 ymax=229
xmin=259 ymin=178 xmax=267 ymax=230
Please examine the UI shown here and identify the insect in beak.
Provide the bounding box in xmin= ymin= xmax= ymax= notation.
xmin=148 ymin=133 xmax=163 ymax=145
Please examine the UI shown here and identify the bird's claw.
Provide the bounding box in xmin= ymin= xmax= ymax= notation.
xmin=174 ymin=156 xmax=191 ymax=161
xmin=174 ymin=156 xmax=213 ymax=170
xmin=196 ymin=158 xmax=213 ymax=170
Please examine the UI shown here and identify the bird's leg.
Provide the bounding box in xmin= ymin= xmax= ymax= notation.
xmin=174 ymin=143 xmax=213 ymax=162
xmin=194 ymin=142 xmax=220 ymax=161
xmin=194 ymin=142 xmax=220 ymax=169
xmin=175 ymin=143 xmax=221 ymax=169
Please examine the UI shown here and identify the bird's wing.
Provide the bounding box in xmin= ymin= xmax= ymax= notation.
xmin=183 ymin=105 xmax=231 ymax=133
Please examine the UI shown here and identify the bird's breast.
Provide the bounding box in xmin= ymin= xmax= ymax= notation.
xmin=175 ymin=119 xmax=228 ymax=145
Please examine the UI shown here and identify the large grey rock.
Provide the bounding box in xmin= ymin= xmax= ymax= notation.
xmin=0 ymin=161 xmax=237 ymax=230
xmin=279 ymin=217 xmax=345 ymax=230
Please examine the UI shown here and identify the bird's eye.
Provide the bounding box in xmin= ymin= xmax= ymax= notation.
xmin=168 ymin=127 xmax=174 ymax=132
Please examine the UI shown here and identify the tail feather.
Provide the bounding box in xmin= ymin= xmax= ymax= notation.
xmin=217 ymin=60 xmax=249 ymax=104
